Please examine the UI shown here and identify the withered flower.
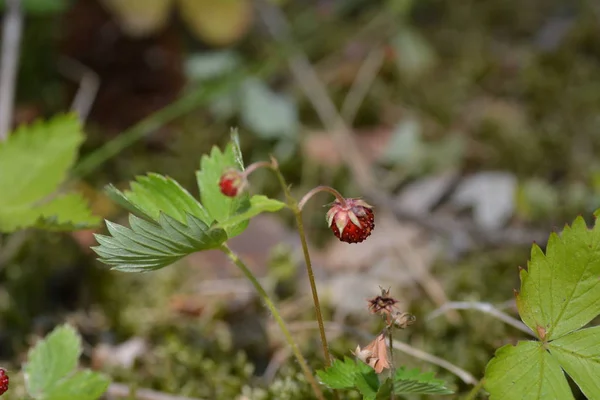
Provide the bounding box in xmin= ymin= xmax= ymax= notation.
xmin=367 ymin=287 xmax=399 ymax=318
xmin=352 ymin=333 xmax=390 ymax=374
xmin=392 ymin=311 xmax=416 ymax=329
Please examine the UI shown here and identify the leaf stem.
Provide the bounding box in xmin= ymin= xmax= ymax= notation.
xmin=220 ymin=244 xmax=324 ymax=400
xmin=463 ymin=379 xmax=485 ymax=400
xmin=270 ymin=168 xmax=333 ymax=369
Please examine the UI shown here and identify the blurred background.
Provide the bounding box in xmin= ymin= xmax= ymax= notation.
xmin=1 ymin=0 xmax=600 ymax=398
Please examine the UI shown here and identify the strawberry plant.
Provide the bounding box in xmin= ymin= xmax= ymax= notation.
xmin=92 ymin=132 xmax=452 ymax=398
xmin=484 ymin=214 xmax=600 ymax=399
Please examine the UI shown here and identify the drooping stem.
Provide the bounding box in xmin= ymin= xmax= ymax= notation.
xmin=271 ymin=168 xmax=332 ymax=368
xmin=298 ymin=185 xmax=347 ymax=211
xmin=220 ymin=244 xmax=325 ymax=400
xmin=242 ymin=160 xmax=275 ymax=177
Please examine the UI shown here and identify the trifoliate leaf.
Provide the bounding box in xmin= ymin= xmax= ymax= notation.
xmin=549 ymin=326 xmax=600 ymax=399
xmin=43 ymin=370 xmax=110 ymax=400
xmin=316 ymin=357 xmax=361 ymax=390
xmin=393 ymin=368 xmax=454 ymax=395
xmin=215 ymin=195 xmax=286 ymax=230
xmin=196 ymin=142 xmax=250 ymax=238
xmin=517 ymin=216 xmax=600 ymax=341
xmin=105 ymin=173 xmax=211 ymax=225
xmin=93 ymin=213 xmax=227 ymax=272
xmin=23 ymin=324 xmax=109 ymax=400
xmin=0 ymin=114 xmax=98 ymax=232
xmin=484 ymin=341 xmax=573 ymax=400
xmin=24 ymin=325 xmax=82 ymax=397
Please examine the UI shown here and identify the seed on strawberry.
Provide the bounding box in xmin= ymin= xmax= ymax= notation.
xmin=0 ymin=368 xmax=9 ymax=395
xmin=326 ymin=198 xmax=374 ymax=243
xmin=219 ymin=169 xmax=246 ymax=197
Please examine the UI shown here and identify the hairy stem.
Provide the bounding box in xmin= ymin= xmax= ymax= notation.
xmin=298 ymin=185 xmax=347 ymax=211
xmin=270 ymin=168 xmax=332 ymax=369
xmin=220 ymin=244 xmax=324 ymax=400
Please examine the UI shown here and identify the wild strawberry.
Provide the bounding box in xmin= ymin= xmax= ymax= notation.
xmin=326 ymin=198 xmax=374 ymax=243
xmin=219 ymin=169 xmax=246 ymax=197
xmin=0 ymin=368 xmax=9 ymax=395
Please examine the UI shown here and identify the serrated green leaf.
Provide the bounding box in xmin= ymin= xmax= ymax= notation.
xmin=484 ymin=341 xmax=574 ymax=400
xmin=0 ymin=115 xmax=83 ymax=207
xmin=43 ymin=370 xmax=109 ymax=400
xmin=393 ymin=368 xmax=454 ymax=395
xmin=215 ymin=195 xmax=286 ymax=229
xmin=0 ymin=193 xmax=100 ymax=232
xmin=517 ymin=217 xmax=600 ymax=340
xmin=0 ymin=114 xmax=98 ymax=232
xmin=105 ymin=173 xmax=211 ymax=225
xmin=196 ymin=143 xmax=250 ymax=237
xmin=354 ymin=369 xmax=380 ymax=400
xmin=375 ymin=379 xmax=394 ymax=400
xmin=93 ymin=213 xmax=227 ymax=272
xmin=549 ymin=325 xmax=600 ymax=399
xmin=24 ymin=324 xmax=82 ymax=397
xmin=316 ymin=357 xmax=358 ymax=389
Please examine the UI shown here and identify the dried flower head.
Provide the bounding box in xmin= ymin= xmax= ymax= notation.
xmin=326 ymin=198 xmax=374 ymax=243
xmin=367 ymin=287 xmax=400 ymax=317
xmin=352 ymin=333 xmax=390 ymax=374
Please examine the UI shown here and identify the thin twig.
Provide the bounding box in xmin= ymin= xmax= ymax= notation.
xmin=287 ymin=321 xmax=478 ymax=385
xmin=57 ymin=57 xmax=100 ymax=122
xmin=105 ymin=383 xmax=205 ymax=400
xmin=389 ymin=339 xmax=477 ymax=385
xmin=426 ymin=301 xmax=534 ymax=337
xmin=0 ymin=0 xmax=23 ymax=140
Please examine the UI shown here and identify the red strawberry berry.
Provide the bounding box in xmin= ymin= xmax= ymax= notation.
xmin=219 ymin=169 xmax=246 ymax=197
xmin=326 ymin=198 xmax=374 ymax=243
xmin=0 ymin=368 xmax=9 ymax=395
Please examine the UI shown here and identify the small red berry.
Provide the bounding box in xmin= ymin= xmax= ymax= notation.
xmin=326 ymin=198 xmax=374 ymax=243
xmin=0 ymin=368 xmax=9 ymax=395
xmin=219 ymin=169 xmax=246 ymax=197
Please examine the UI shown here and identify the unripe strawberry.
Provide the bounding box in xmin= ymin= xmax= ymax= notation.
xmin=0 ymin=368 xmax=9 ymax=395
xmin=219 ymin=169 xmax=246 ymax=197
xmin=326 ymin=198 xmax=374 ymax=243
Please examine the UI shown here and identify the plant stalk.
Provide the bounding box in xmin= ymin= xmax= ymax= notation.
xmin=271 ymin=168 xmax=332 ymax=368
xmin=464 ymin=378 xmax=485 ymax=400
xmin=387 ymin=325 xmax=395 ymax=400
xmin=220 ymin=244 xmax=324 ymax=400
